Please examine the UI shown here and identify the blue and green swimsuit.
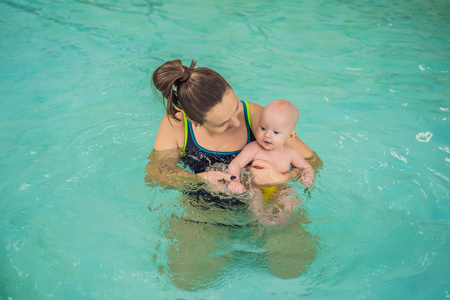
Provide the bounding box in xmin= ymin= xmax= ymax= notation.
xmin=180 ymin=100 xmax=256 ymax=174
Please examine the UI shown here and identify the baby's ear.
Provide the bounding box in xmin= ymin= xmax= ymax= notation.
xmin=287 ymin=130 xmax=297 ymax=141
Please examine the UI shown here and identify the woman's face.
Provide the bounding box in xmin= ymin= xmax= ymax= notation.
xmin=201 ymin=89 xmax=242 ymax=134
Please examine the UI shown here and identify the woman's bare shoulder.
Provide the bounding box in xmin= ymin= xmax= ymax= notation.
xmin=248 ymin=101 xmax=263 ymax=113
xmin=153 ymin=112 xmax=185 ymax=150
xmin=248 ymin=102 xmax=263 ymax=131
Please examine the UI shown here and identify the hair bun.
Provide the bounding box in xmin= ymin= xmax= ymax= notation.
xmin=178 ymin=68 xmax=191 ymax=83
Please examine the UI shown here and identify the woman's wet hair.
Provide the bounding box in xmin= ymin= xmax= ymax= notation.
xmin=152 ymin=59 xmax=231 ymax=124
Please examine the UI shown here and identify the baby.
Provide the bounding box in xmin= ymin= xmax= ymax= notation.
xmin=227 ymin=99 xmax=315 ymax=224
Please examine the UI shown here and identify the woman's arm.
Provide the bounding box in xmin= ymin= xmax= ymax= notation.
xmin=145 ymin=113 xmax=200 ymax=190
xmin=247 ymin=159 xmax=292 ymax=186
xmin=153 ymin=112 xmax=184 ymax=151
xmin=145 ymin=113 xmax=230 ymax=190
xmin=286 ymin=138 xmax=323 ymax=170
xmin=145 ymin=148 xmax=204 ymax=190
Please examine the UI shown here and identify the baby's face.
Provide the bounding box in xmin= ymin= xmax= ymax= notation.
xmin=255 ymin=108 xmax=295 ymax=151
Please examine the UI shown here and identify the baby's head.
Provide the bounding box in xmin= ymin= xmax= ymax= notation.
xmin=256 ymin=100 xmax=299 ymax=150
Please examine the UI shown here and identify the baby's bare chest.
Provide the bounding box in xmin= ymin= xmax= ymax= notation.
xmin=254 ymin=150 xmax=292 ymax=173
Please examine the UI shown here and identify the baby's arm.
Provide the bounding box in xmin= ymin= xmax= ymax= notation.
xmin=228 ymin=142 xmax=260 ymax=193
xmin=290 ymin=147 xmax=316 ymax=188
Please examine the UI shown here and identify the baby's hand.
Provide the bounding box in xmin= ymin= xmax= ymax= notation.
xmin=228 ymin=181 xmax=246 ymax=194
xmin=300 ymin=168 xmax=315 ymax=188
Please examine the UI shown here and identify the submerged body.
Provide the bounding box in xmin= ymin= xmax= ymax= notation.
xmin=146 ymin=60 xmax=322 ymax=290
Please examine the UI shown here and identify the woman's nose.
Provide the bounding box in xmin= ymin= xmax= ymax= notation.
xmin=230 ymin=114 xmax=240 ymax=128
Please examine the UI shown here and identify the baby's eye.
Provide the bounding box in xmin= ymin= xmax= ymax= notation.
xmin=260 ymin=126 xmax=266 ymax=131
xmin=274 ymin=131 xmax=279 ymax=134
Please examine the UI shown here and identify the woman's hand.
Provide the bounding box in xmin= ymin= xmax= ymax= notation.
xmin=247 ymin=160 xmax=291 ymax=187
xmin=197 ymin=170 xmax=230 ymax=185
xmin=196 ymin=171 xmax=231 ymax=194
xmin=228 ymin=181 xmax=246 ymax=194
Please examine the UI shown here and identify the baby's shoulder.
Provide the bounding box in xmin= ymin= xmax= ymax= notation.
xmin=283 ymin=144 xmax=302 ymax=158
xmin=243 ymin=141 xmax=262 ymax=152
xmin=283 ymin=143 xmax=297 ymax=153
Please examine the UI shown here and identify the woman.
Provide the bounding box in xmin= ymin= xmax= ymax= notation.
xmin=145 ymin=59 xmax=322 ymax=290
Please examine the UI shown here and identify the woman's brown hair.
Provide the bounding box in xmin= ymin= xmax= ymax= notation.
xmin=152 ymin=59 xmax=231 ymax=124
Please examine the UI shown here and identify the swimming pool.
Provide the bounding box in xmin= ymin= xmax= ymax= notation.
xmin=1 ymin=0 xmax=449 ymax=298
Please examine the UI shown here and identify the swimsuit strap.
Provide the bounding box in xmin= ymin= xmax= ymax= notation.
xmin=182 ymin=110 xmax=188 ymax=152
xmin=182 ymin=100 xmax=254 ymax=153
xmin=243 ymin=100 xmax=255 ymax=138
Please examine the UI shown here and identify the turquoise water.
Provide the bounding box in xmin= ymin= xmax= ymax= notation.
xmin=1 ymin=0 xmax=449 ymax=298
